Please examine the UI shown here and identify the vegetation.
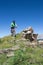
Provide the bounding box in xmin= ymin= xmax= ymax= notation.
xmin=0 ymin=34 xmax=43 ymax=65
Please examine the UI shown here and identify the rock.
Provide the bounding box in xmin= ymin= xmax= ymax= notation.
xmin=32 ymin=34 xmax=38 ymax=40
xmin=22 ymin=26 xmax=38 ymax=42
xmin=23 ymin=26 xmax=33 ymax=33
xmin=32 ymin=42 xmax=37 ymax=46
xmin=13 ymin=45 xmax=20 ymax=50
xmin=2 ymin=49 xmax=8 ymax=53
xmin=0 ymin=45 xmax=20 ymax=55
xmin=7 ymin=52 xmax=14 ymax=58
xmin=27 ymin=31 xmax=32 ymax=34
xmin=27 ymin=26 xmax=33 ymax=33
xmin=0 ymin=50 xmax=2 ymax=54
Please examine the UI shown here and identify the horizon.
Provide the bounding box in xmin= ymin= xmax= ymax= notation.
xmin=0 ymin=0 xmax=43 ymax=37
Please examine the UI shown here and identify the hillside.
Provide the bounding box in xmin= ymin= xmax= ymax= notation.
xmin=0 ymin=34 xmax=43 ymax=65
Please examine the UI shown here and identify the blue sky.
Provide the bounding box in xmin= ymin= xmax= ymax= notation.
xmin=0 ymin=0 xmax=43 ymax=37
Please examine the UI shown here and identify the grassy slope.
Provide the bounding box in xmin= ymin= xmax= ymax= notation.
xmin=0 ymin=34 xmax=43 ymax=65
xmin=0 ymin=34 xmax=21 ymax=49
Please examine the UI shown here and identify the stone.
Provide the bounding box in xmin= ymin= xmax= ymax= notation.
xmin=2 ymin=49 xmax=9 ymax=54
xmin=32 ymin=34 xmax=38 ymax=40
xmin=22 ymin=27 xmax=38 ymax=42
xmin=27 ymin=26 xmax=33 ymax=33
xmin=0 ymin=50 xmax=3 ymax=54
xmin=7 ymin=52 xmax=14 ymax=58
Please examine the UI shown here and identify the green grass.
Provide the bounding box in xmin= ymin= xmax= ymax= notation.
xmin=0 ymin=36 xmax=16 ymax=49
xmin=0 ymin=34 xmax=21 ymax=49
xmin=0 ymin=34 xmax=43 ymax=65
xmin=0 ymin=47 xmax=43 ymax=65
xmin=13 ymin=47 xmax=43 ymax=65
xmin=6 ymin=47 xmax=43 ymax=65
xmin=0 ymin=54 xmax=7 ymax=65
xmin=1 ymin=47 xmax=43 ymax=65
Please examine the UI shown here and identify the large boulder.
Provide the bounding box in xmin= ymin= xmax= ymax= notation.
xmin=23 ymin=26 xmax=33 ymax=33
xmin=22 ymin=27 xmax=38 ymax=42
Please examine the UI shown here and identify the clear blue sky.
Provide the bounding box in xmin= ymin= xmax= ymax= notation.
xmin=0 ymin=0 xmax=43 ymax=37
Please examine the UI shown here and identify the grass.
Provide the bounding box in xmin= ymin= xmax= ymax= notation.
xmin=0 ymin=36 xmax=16 ymax=49
xmin=0 ymin=46 xmax=43 ymax=65
xmin=0 ymin=54 xmax=7 ymax=65
xmin=13 ymin=47 xmax=43 ymax=65
xmin=0 ymin=34 xmax=43 ymax=65
xmin=0 ymin=47 xmax=43 ymax=65
xmin=0 ymin=34 xmax=21 ymax=49
xmin=5 ymin=47 xmax=43 ymax=65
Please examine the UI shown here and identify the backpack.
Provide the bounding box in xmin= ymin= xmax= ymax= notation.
xmin=11 ymin=22 xmax=15 ymax=28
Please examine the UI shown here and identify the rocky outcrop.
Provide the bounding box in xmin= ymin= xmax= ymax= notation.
xmin=22 ymin=27 xmax=38 ymax=42
xmin=0 ymin=45 xmax=20 ymax=57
